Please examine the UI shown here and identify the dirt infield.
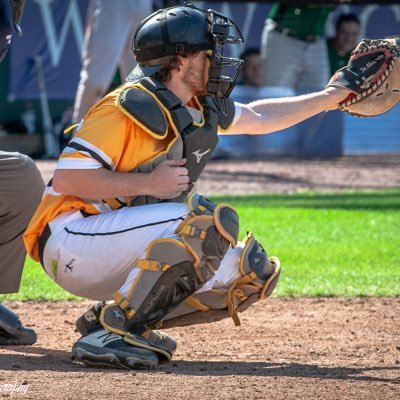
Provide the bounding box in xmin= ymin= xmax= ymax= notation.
xmin=35 ymin=155 xmax=400 ymax=194
xmin=0 ymin=299 xmax=399 ymax=400
xmin=0 ymin=156 xmax=399 ymax=399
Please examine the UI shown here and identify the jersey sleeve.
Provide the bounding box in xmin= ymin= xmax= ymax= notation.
xmin=57 ymin=103 xmax=135 ymax=172
xmin=217 ymin=102 xmax=243 ymax=134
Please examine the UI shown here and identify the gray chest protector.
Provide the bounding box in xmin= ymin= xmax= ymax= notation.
xmin=117 ymin=77 xmax=235 ymax=206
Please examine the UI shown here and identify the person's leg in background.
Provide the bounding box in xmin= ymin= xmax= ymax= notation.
xmin=118 ymin=0 xmax=152 ymax=80
xmin=295 ymin=39 xmax=339 ymax=157
xmin=73 ymin=0 xmax=153 ymax=124
xmin=0 ymin=152 xmax=45 ymax=345
xmin=260 ymin=21 xmax=305 ymax=89
xmin=297 ymin=38 xmax=330 ymax=90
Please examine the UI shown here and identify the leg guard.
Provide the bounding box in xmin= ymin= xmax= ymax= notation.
xmin=99 ymin=194 xmax=239 ymax=357
xmin=160 ymin=232 xmax=281 ymax=328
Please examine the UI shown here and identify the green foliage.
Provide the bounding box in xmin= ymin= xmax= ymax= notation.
xmin=1 ymin=190 xmax=398 ymax=301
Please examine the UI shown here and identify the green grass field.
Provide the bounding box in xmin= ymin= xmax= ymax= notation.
xmin=1 ymin=189 xmax=399 ymax=301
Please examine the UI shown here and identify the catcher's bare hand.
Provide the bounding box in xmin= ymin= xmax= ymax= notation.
xmin=149 ymin=159 xmax=189 ymax=199
xmin=324 ymin=86 xmax=353 ymax=110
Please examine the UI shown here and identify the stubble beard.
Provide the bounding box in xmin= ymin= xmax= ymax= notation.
xmin=182 ymin=63 xmax=207 ymax=97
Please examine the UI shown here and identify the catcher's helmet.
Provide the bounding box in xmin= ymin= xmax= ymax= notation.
xmin=126 ymin=3 xmax=244 ymax=99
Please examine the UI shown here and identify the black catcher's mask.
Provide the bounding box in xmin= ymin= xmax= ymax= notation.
xmin=126 ymin=3 xmax=244 ymax=100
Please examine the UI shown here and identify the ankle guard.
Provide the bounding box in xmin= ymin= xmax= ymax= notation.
xmin=75 ymin=302 xmax=105 ymax=336
xmin=161 ymin=232 xmax=281 ymax=328
xmin=102 ymin=194 xmax=239 ymax=336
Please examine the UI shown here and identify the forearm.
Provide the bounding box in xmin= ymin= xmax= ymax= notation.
xmin=52 ymin=168 xmax=152 ymax=199
xmin=230 ymin=88 xmax=345 ymax=135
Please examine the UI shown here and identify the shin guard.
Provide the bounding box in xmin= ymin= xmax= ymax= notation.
xmin=161 ymin=232 xmax=281 ymax=328
xmin=101 ymin=194 xmax=239 ymax=341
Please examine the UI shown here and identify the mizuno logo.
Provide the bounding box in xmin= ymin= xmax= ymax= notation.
xmin=98 ymin=332 xmax=121 ymax=345
xmin=112 ymin=309 xmax=126 ymax=323
xmin=192 ymin=148 xmax=211 ymax=163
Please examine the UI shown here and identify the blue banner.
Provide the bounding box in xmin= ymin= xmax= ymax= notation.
xmin=9 ymin=0 xmax=88 ymax=100
xmin=8 ymin=1 xmax=400 ymax=100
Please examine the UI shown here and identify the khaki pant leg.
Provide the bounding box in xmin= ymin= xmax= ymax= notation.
xmin=0 ymin=152 xmax=45 ymax=293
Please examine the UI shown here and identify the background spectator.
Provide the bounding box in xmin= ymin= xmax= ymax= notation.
xmin=239 ymin=48 xmax=262 ymax=87
xmin=214 ymin=47 xmax=296 ymax=160
xmin=327 ymin=13 xmax=361 ymax=75
xmin=260 ymin=4 xmax=334 ymax=91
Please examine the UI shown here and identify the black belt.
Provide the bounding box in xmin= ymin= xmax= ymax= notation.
xmin=38 ymin=224 xmax=51 ymax=267
xmin=273 ymin=24 xmax=319 ymax=43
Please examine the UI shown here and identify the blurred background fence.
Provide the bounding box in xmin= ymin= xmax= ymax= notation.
xmin=1 ymin=0 xmax=399 ymax=158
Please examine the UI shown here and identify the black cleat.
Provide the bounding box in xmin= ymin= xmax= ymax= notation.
xmin=72 ymin=329 xmax=159 ymax=370
xmin=0 ymin=304 xmax=37 ymax=346
xmin=0 ymin=326 xmax=37 ymax=346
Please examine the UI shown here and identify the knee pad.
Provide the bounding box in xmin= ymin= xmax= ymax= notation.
xmin=101 ymin=194 xmax=239 ymax=336
xmin=161 ymin=232 xmax=281 ymax=328
xmin=176 ymin=193 xmax=239 ymax=282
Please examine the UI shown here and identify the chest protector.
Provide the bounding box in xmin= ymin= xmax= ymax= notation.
xmin=116 ymin=77 xmax=235 ymax=206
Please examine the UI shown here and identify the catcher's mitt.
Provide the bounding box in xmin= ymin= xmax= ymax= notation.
xmin=327 ymin=37 xmax=400 ymax=117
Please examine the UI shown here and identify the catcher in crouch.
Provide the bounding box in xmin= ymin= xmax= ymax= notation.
xmin=23 ymin=4 xmax=400 ymax=369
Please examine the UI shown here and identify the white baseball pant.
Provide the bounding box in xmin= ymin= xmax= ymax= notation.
xmin=41 ymin=203 xmax=244 ymax=301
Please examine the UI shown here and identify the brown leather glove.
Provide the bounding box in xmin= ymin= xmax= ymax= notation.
xmin=326 ymin=37 xmax=400 ymax=117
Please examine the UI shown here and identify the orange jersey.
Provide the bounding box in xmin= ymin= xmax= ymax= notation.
xmin=24 ymin=84 xmax=178 ymax=261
